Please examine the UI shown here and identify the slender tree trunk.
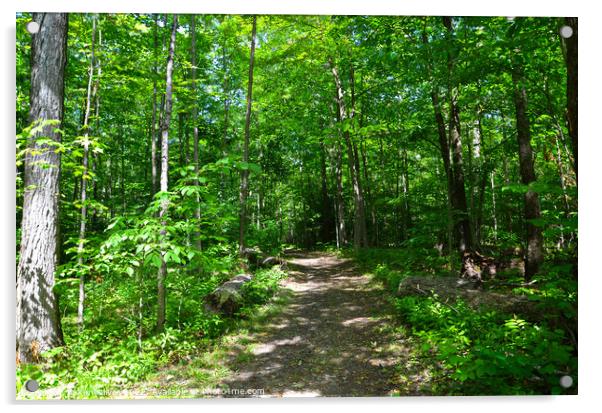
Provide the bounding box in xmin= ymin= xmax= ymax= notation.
xmin=77 ymin=14 xmax=97 ymax=329
xmin=220 ymin=35 xmax=230 ymax=199
xmin=178 ymin=112 xmax=185 ymax=167
xmin=90 ymin=26 xmax=102 ymax=228
xmin=319 ymin=137 xmax=334 ymax=243
xmin=334 ymin=138 xmax=347 ymax=247
xmin=401 ymin=147 xmax=411 ymax=240
xmin=490 ymin=171 xmax=498 ymax=242
xmin=564 ymin=17 xmax=578 ymax=179
xmin=360 ymin=138 xmax=377 ymax=245
xmin=349 ymin=64 xmax=368 ymax=248
xmin=120 ymin=127 xmax=125 ymax=213
xmin=472 ymin=108 xmax=485 ymax=248
xmin=107 ymin=157 xmax=114 ymax=218
xmin=239 ymin=15 xmax=257 ymax=255
xmin=422 ymin=29 xmax=454 ymax=263
xmin=501 ymin=115 xmax=513 ymax=234
xmin=554 ymin=134 xmax=571 ymax=216
xmin=190 ymin=16 xmax=202 ymax=250
xmin=157 ymin=14 xmax=177 ymax=333
xmin=329 ymin=58 xmax=367 ymax=250
xmin=17 ymin=13 xmax=68 ymax=363
xmin=543 ymin=79 xmax=573 ymax=217
xmin=512 ymin=66 xmax=544 ymax=280
xmin=151 ymin=15 xmax=159 ymax=196
xmin=444 ymin=16 xmax=472 ymax=254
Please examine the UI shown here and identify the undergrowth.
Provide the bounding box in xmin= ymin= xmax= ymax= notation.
xmin=16 ymin=261 xmax=287 ymax=400
xmin=351 ymin=246 xmax=577 ymax=395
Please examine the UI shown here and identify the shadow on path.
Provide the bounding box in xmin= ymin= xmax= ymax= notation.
xmin=220 ymin=252 xmax=420 ymax=397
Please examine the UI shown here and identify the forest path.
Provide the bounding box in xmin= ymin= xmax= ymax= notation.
xmin=218 ymin=251 xmax=417 ymax=397
xmin=125 ymin=252 xmax=432 ymax=398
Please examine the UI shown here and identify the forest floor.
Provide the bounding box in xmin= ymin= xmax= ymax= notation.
xmin=123 ymin=252 xmax=433 ymax=398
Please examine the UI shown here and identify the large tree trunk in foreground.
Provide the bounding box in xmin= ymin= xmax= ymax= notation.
xmin=239 ymin=16 xmax=257 ymax=256
xmin=512 ymin=67 xmax=544 ymax=281
xmin=17 ymin=13 xmax=68 ymax=363
xmin=157 ymin=14 xmax=177 ymax=333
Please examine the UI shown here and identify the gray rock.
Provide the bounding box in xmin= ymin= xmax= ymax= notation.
xmin=261 ymin=256 xmax=286 ymax=267
xmin=205 ymin=273 xmax=254 ymax=315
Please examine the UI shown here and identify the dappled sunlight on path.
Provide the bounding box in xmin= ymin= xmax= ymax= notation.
xmin=220 ymin=252 xmax=418 ymax=397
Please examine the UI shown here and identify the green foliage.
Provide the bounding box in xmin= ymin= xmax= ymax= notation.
xmin=394 ymin=294 xmax=576 ymax=395
xmin=240 ymin=267 xmax=287 ymax=308
xmin=16 ymin=12 xmax=577 ymax=398
xmin=352 ymin=246 xmax=450 ymax=292
xmin=19 ymin=244 xmax=287 ymax=398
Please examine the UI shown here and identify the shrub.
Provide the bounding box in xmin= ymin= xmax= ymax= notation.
xmin=394 ymin=295 xmax=577 ymax=395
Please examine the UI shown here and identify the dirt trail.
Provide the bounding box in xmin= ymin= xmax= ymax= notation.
xmin=220 ymin=252 xmax=414 ymax=397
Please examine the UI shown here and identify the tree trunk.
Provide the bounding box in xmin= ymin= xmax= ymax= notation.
xmin=360 ymin=138 xmax=377 ymax=245
xmin=151 ymin=14 xmax=159 ymax=196
xmin=422 ymin=29 xmax=455 ymax=262
xmin=401 ymin=146 xmax=411 ymax=240
xmin=77 ymin=14 xmax=97 ymax=329
xmin=334 ymin=138 xmax=347 ymax=247
xmin=191 ymin=16 xmax=202 ymax=250
xmin=501 ymin=116 xmax=513 ymax=234
xmin=17 ymin=12 xmax=68 ymax=363
xmin=178 ymin=112 xmax=185 ymax=167
xmin=329 ymin=58 xmax=367 ymax=250
xmin=220 ymin=35 xmax=230 ymax=199
xmin=564 ymin=17 xmax=578 ymax=179
xmin=490 ymin=171 xmax=498 ymax=242
xmin=512 ymin=66 xmax=544 ymax=280
xmin=120 ymin=126 xmax=125 ymax=213
xmin=443 ymin=16 xmax=472 ymax=254
xmin=91 ymin=25 xmax=102 ymax=229
xmin=239 ymin=15 xmax=257 ymax=256
xmin=157 ymin=14 xmax=177 ymax=332
xmin=319 ymin=137 xmax=334 ymax=243
xmin=472 ymin=107 xmax=486 ymax=248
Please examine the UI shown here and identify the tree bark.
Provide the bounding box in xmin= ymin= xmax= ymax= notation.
xmin=239 ymin=16 xmax=257 ymax=255
xmin=472 ymin=106 xmax=486 ymax=248
xmin=17 ymin=13 xmax=68 ymax=363
xmin=329 ymin=58 xmax=368 ymax=250
xmin=151 ymin=14 xmax=159 ymax=196
xmin=319 ymin=137 xmax=334 ymax=243
xmin=564 ymin=17 xmax=578 ymax=180
xmin=443 ymin=16 xmax=472 ymax=254
xmin=157 ymin=14 xmax=177 ymax=332
xmin=191 ymin=16 xmax=202 ymax=250
xmin=334 ymin=138 xmax=347 ymax=247
xmin=90 ymin=25 xmax=102 ymax=229
xmin=512 ymin=66 xmax=544 ymax=280
xmin=422 ymin=29 xmax=455 ymax=261
xmin=77 ymin=14 xmax=97 ymax=329
xmin=220 ymin=34 xmax=230 ymax=199
xmin=490 ymin=171 xmax=498 ymax=242
xmin=401 ymin=146 xmax=411 ymax=240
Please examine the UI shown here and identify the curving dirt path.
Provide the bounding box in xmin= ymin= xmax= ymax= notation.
xmin=220 ymin=252 xmax=415 ymax=397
